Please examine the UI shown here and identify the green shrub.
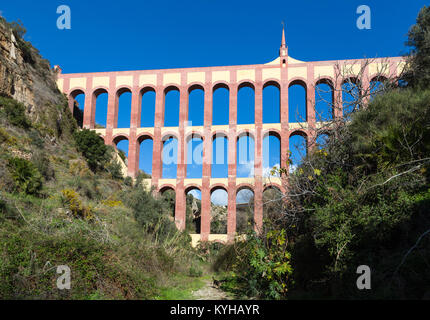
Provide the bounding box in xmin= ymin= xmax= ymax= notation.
xmin=61 ymin=188 xmax=94 ymax=220
xmin=0 ymin=97 xmax=30 ymax=128
xmin=73 ymin=129 xmax=109 ymax=172
xmin=106 ymin=159 xmax=123 ymax=180
xmin=32 ymin=151 xmax=55 ymax=181
xmin=7 ymin=157 xmax=42 ymax=196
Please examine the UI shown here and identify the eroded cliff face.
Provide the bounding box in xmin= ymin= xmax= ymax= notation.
xmin=0 ymin=18 xmax=65 ymax=121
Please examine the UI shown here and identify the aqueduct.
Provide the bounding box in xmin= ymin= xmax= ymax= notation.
xmin=56 ymin=29 xmax=404 ymax=244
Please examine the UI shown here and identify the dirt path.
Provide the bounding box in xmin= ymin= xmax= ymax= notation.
xmin=192 ymin=278 xmax=232 ymax=300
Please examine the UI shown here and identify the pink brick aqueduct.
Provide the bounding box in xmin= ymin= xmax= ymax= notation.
xmin=55 ymin=28 xmax=403 ymax=244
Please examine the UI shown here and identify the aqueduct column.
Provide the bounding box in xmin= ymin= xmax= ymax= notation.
xmin=82 ymin=77 xmax=94 ymax=129
xmin=104 ymin=76 xmax=117 ymax=145
xmin=152 ymin=78 xmax=165 ymax=189
xmin=174 ymin=74 xmax=188 ymax=230
xmin=127 ymin=80 xmax=141 ymax=177
xmin=307 ymin=65 xmax=316 ymax=149
xmin=201 ymin=74 xmax=213 ymax=241
xmin=227 ymin=73 xmax=237 ymax=240
xmin=254 ymin=69 xmax=263 ymax=232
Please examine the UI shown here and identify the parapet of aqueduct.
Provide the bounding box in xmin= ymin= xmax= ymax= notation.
xmin=56 ymin=28 xmax=404 ymax=244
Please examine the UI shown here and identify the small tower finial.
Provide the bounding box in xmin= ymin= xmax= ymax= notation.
xmin=279 ymin=21 xmax=288 ymax=60
xmin=281 ymin=21 xmax=286 ymax=47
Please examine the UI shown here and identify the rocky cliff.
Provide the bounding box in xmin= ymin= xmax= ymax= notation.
xmin=0 ymin=18 xmax=64 ymax=122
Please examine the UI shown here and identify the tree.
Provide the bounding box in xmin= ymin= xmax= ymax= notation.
xmin=404 ymin=5 xmax=430 ymax=88
xmin=73 ymin=129 xmax=109 ymax=172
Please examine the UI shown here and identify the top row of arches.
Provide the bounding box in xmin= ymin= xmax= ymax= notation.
xmin=70 ymin=76 xmax=387 ymax=129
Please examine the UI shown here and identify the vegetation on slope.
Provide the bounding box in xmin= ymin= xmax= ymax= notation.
xmin=213 ymin=6 xmax=430 ymax=300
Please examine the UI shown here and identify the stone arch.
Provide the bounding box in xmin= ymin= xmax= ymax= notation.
xmin=138 ymin=134 xmax=154 ymax=177
xmin=212 ymin=133 xmax=228 ymax=178
xmin=186 ymin=133 xmax=203 ymax=178
xmin=236 ymin=132 xmax=255 ymax=178
xmin=263 ymin=131 xmax=281 ymax=177
xmin=140 ymin=86 xmax=156 ymax=127
xmin=212 ymin=83 xmax=230 ymax=125
xmin=289 ymin=131 xmax=308 ymax=172
xmin=92 ymin=87 xmax=109 ymax=128
xmin=342 ymin=77 xmax=361 ymax=117
xmin=369 ymin=75 xmax=388 ymax=99
xmin=112 ymin=134 xmax=129 ymax=167
xmin=315 ymin=78 xmax=334 ymax=122
xmin=316 ymin=131 xmax=330 ymax=150
xmin=237 ymin=82 xmax=255 ymax=125
xmin=263 ymin=80 xmax=280 ymax=124
xmin=289 ymin=79 xmax=307 ymax=123
xmin=162 ymin=135 xmax=178 ymax=178
xmin=262 ymin=185 xmax=283 ymax=221
xmin=159 ymin=186 xmax=176 ymax=219
xmin=164 ymin=86 xmax=180 ymax=127
xmin=188 ymin=84 xmax=205 ymax=127
xmin=69 ymin=89 xmax=85 ymax=127
xmin=210 ymin=186 xmax=228 ymax=234
xmin=115 ymin=87 xmax=132 ymax=128
xmin=185 ymin=185 xmax=202 ymax=234
xmin=236 ymin=185 xmax=254 ymax=233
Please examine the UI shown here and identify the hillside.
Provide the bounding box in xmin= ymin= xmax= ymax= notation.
xmin=0 ymin=18 xmax=208 ymax=299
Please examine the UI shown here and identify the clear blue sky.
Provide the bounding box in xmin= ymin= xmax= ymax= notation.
xmin=1 ymin=0 xmax=426 ymax=202
xmin=0 ymin=0 xmax=425 ymax=73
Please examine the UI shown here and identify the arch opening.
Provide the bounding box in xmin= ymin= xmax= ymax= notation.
xmin=186 ymin=135 xmax=203 ymax=178
xmin=117 ymin=89 xmax=132 ymax=128
xmin=138 ymin=135 xmax=153 ymax=177
xmin=289 ymin=132 xmax=307 ymax=173
xmin=141 ymin=88 xmax=156 ymax=127
xmin=188 ymin=85 xmax=204 ymax=127
xmin=236 ymin=133 xmax=255 ymax=178
xmin=315 ymin=80 xmax=334 ymax=122
xmin=236 ymin=187 xmax=254 ymax=233
xmin=94 ymin=89 xmax=108 ymax=128
xmin=237 ymin=83 xmax=255 ymax=125
xmin=210 ymin=187 xmax=228 ymax=234
xmin=289 ymin=81 xmax=307 ymax=123
xmin=70 ymin=90 xmax=85 ymax=128
xmin=263 ymin=133 xmax=281 ymax=177
xmin=263 ymin=82 xmax=280 ymax=123
xmin=212 ymin=84 xmax=229 ymax=125
xmin=211 ymin=134 xmax=228 ymax=178
xmin=263 ymin=186 xmax=283 ymax=222
xmin=164 ymin=87 xmax=180 ymax=127
xmin=162 ymin=136 xmax=178 ymax=178
xmin=186 ymin=187 xmax=201 ymax=234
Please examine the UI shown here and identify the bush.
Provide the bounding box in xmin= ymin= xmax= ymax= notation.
xmin=0 ymin=97 xmax=30 ymax=128
xmin=61 ymin=188 xmax=94 ymax=221
xmin=32 ymin=151 xmax=55 ymax=181
xmin=221 ymin=229 xmax=294 ymax=299
xmin=73 ymin=129 xmax=109 ymax=172
xmin=106 ymin=159 xmax=123 ymax=180
xmin=7 ymin=157 xmax=42 ymax=196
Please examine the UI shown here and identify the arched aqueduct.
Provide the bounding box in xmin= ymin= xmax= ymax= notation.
xmin=56 ymin=30 xmax=404 ymax=244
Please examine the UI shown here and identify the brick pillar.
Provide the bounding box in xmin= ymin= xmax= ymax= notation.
xmin=82 ymin=77 xmax=94 ymax=129
xmin=334 ymin=78 xmax=343 ymax=120
xmin=280 ymin=64 xmax=290 ymax=179
xmin=152 ymin=78 xmax=164 ymax=188
xmin=175 ymin=76 xmax=188 ymax=231
xmin=307 ymin=64 xmax=316 ymax=150
xmin=227 ymin=76 xmax=237 ymax=240
xmin=68 ymin=94 xmax=75 ymax=115
xmin=361 ymin=61 xmax=370 ymax=107
xmin=105 ymin=76 xmax=117 ymax=145
xmin=254 ymin=70 xmax=263 ymax=233
xmin=201 ymin=77 xmax=212 ymax=241
xmin=127 ymin=81 xmax=140 ymax=177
